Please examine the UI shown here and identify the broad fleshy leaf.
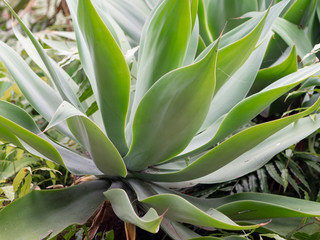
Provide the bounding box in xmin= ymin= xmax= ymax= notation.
xmin=283 ymin=0 xmax=317 ymax=27
xmin=128 ymin=180 xmax=266 ymax=231
xmin=125 ymin=40 xmax=219 ymax=171
xmin=216 ymin=192 xmax=320 ymax=220
xmin=0 ymin=41 xmax=63 ymax=127
xmin=249 ymin=45 xmax=298 ymax=95
xmin=0 ymin=100 xmax=101 ymax=175
xmin=176 ymin=114 xmax=320 ymax=185
xmin=77 ymin=0 xmax=131 ymax=155
xmin=0 ymin=180 xmax=110 ymax=239
xmin=199 ymin=32 xmax=272 ymax=132
xmin=273 ymin=18 xmax=314 ymax=63
xmin=104 ymin=188 xmax=162 ymax=233
xmin=213 ymin=7 xmax=267 ymax=92
xmin=137 ymin=97 xmax=320 ymax=182
xmin=198 ymin=0 xmax=213 ymax=45
xmin=128 ymin=0 xmax=193 ymax=138
xmin=130 ymin=180 xmax=320 ymax=231
xmin=173 ymin=63 xmax=320 ymax=161
xmin=0 ymin=40 xmax=76 ymax=140
xmin=142 ymin=194 xmax=267 ymax=231
xmin=160 ymin=218 xmax=201 ymax=240
xmin=205 ymin=0 xmax=258 ymax=40
xmin=45 ymin=101 xmax=127 ymax=177
xmin=3 ymin=0 xmax=81 ymax=109
xmin=94 ymin=0 xmax=149 ymax=44
xmin=12 ymin=27 xmax=80 ymax=106
xmin=0 ymin=101 xmax=65 ymax=167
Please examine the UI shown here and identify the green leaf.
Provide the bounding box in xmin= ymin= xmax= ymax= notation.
xmin=257 ymin=168 xmax=269 ymax=192
xmin=19 ymin=172 xmax=32 ymax=197
xmin=129 ymin=180 xmax=266 ymax=231
xmin=104 ymin=188 xmax=162 ymax=233
xmin=249 ymin=45 xmax=298 ymax=95
xmin=12 ymin=168 xmax=27 ymax=192
xmin=0 ymin=40 xmax=75 ymax=140
xmin=0 ymin=180 xmax=110 ymax=239
xmin=199 ymin=32 xmax=272 ymax=132
xmin=125 ymin=40 xmax=219 ymax=171
xmin=265 ymin=163 xmax=283 ymax=186
xmin=160 ymin=218 xmax=201 ymax=240
xmin=180 ymin=63 xmax=320 ymax=160
xmin=128 ymin=0 xmax=193 ymax=138
xmin=138 ymin=98 xmax=320 ymax=182
xmin=0 ymin=100 xmax=102 ymax=175
xmin=192 ymin=113 xmax=320 ymax=185
xmin=77 ymin=0 xmax=131 ymax=155
xmin=198 ymin=0 xmax=213 ymax=45
xmin=259 ymin=233 xmax=286 ymax=240
xmin=0 ymin=41 xmax=63 ymax=127
xmin=91 ymin=1 xmax=132 ymax=53
xmin=1 ymin=186 xmax=14 ymax=201
xmin=216 ymin=192 xmax=320 ymax=220
xmin=0 ymin=101 xmax=65 ymax=167
xmin=205 ymin=0 xmax=258 ymax=40
xmin=142 ymin=193 xmax=267 ymax=231
xmin=273 ymin=18 xmax=315 ymax=63
xmin=243 ymin=217 xmax=320 ymax=237
xmin=213 ymin=7 xmax=267 ymax=92
xmin=45 ymin=101 xmax=126 ymax=177
xmin=0 ymin=157 xmax=39 ymax=179
xmin=286 ymin=160 xmax=311 ymax=192
xmin=283 ymin=0 xmax=317 ymax=27
xmin=3 ymin=0 xmax=82 ymax=109
xmin=183 ymin=17 xmax=200 ymax=66
xmin=95 ymin=0 xmax=149 ymax=44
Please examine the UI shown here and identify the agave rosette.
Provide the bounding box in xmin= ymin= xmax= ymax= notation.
xmin=0 ymin=0 xmax=320 ymax=239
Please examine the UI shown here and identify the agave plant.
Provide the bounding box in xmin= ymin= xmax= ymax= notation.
xmin=1 ymin=0 xmax=320 ymax=239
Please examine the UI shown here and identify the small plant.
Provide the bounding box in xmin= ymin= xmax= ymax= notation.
xmin=0 ymin=0 xmax=320 ymax=239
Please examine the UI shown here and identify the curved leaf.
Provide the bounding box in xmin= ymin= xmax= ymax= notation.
xmin=273 ymin=18 xmax=314 ymax=63
xmin=137 ymin=97 xmax=320 ymax=182
xmin=249 ymin=45 xmax=298 ymax=95
xmin=129 ymin=179 xmax=265 ymax=231
xmin=199 ymin=32 xmax=272 ymax=132
xmin=160 ymin=218 xmax=201 ymax=240
xmin=198 ymin=0 xmax=213 ymax=45
xmin=46 ymin=101 xmax=126 ymax=177
xmin=283 ymin=0 xmax=317 ymax=27
xmin=205 ymin=0 xmax=258 ymax=40
xmin=216 ymin=192 xmax=320 ymax=220
xmin=171 ymin=63 xmax=320 ymax=161
xmin=125 ymin=40 xmax=219 ymax=171
xmin=0 ymin=100 xmax=102 ymax=175
xmin=96 ymin=0 xmax=149 ymax=44
xmin=77 ymin=0 xmax=131 ymax=155
xmin=104 ymin=188 xmax=162 ymax=233
xmin=130 ymin=179 xmax=320 ymax=232
xmin=3 ymin=0 xmax=81 ymax=109
xmin=0 ymin=41 xmax=63 ymax=128
xmin=91 ymin=1 xmax=132 ymax=53
xmin=0 ymin=180 xmax=110 ymax=240
xmin=0 ymin=101 xmax=65 ymax=167
xmin=12 ymin=27 xmax=80 ymax=106
xmin=180 ymin=114 xmax=320 ymax=184
xmin=128 ymin=0 xmax=192 ymax=140
xmin=141 ymin=194 xmax=266 ymax=231
xmin=214 ymin=7 xmax=267 ymax=92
